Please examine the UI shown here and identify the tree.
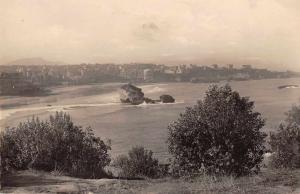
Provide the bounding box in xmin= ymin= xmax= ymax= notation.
xmin=112 ymin=146 xmax=162 ymax=178
xmin=269 ymin=105 xmax=300 ymax=169
xmin=168 ymin=84 xmax=266 ymax=176
xmin=285 ymin=104 xmax=300 ymax=125
xmin=1 ymin=112 xmax=111 ymax=178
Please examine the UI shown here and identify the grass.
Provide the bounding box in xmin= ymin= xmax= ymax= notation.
xmin=1 ymin=168 xmax=299 ymax=193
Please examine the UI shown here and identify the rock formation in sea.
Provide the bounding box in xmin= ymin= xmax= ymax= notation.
xmin=160 ymin=94 xmax=175 ymax=103
xmin=119 ymin=84 xmax=145 ymax=105
xmin=144 ymin=97 xmax=156 ymax=104
xmin=119 ymin=83 xmax=175 ymax=105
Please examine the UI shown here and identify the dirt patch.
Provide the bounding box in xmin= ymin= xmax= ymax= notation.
xmin=1 ymin=169 xmax=300 ymax=194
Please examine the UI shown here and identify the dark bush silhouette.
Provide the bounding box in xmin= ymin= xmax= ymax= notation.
xmin=0 ymin=112 xmax=111 ymax=178
xmin=112 ymin=146 xmax=165 ymax=178
xmin=269 ymin=105 xmax=300 ymax=169
xmin=168 ymin=84 xmax=266 ymax=176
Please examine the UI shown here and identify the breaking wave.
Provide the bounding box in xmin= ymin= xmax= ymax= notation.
xmin=0 ymin=102 xmax=122 ymax=123
xmin=141 ymin=84 xmax=167 ymax=94
xmin=136 ymin=100 xmax=185 ymax=107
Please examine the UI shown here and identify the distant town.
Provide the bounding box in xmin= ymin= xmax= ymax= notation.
xmin=0 ymin=63 xmax=299 ymax=96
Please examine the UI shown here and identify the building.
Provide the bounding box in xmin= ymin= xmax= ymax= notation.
xmin=242 ymin=65 xmax=252 ymax=69
xmin=0 ymin=72 xmax=41 ymax=95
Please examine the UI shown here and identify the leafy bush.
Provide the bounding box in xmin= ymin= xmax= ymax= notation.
xmin=168 ymin=84 xmax=267 ymax=176
xmin=269 ymin=122 xmax=300 ymax=169
xmin=112 ymin=146 xmax=165 ymax=178
xmin=285 ymin=104 xmax=300 ymax=125
xmin=0 ymin=112 xmax=111 ymax=178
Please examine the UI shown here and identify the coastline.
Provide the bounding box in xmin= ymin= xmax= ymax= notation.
xmin=0 ymin=82 xmax=124 ymax=131
xmin=0 ymin=82 xmax=175 ymax=131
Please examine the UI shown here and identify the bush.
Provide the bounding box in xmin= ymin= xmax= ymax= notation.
xmin=0 ymin=112 xmax=111 ymax=178
xmin=168 ymin=84 xmax=267 ymax=176
xmin=269 ymin=121 xmax=300 ymax=169
xmin=285 ymin=104 xmax=300 ymax=125
xmin=0 ymin=133 xmax=9 ymax=176
xmin=112 ymin=146 xmax=165 ymax=178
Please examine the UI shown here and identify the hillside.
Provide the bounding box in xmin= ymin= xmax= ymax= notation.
xmin=3 ymin=57 xmax=65 ymax=66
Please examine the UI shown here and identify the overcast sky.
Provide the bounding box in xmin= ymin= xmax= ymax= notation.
xmin=1 ymin=0 xmax=300 ymax=70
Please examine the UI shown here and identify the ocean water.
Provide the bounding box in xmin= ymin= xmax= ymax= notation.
xmin=1 ymin=78 xmax=300 ymax=162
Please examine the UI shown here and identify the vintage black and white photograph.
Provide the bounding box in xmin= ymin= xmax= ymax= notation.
xmin=0 ymin=0 xmax=300 ymax=193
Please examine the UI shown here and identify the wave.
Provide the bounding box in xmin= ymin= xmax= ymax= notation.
xmin=58 ymin=102 xmax=121 ymax=110
xmin=0 ymin=102 xmax=122 ymax=122
xmin=140 ymin=84 xmax=167 ymax=94
xmin=278 ymin=84 xmax=299 ymax=89
xmin=285 ymin=86 xmax=299 ymax=89
xmin=135 ymin=100 xmax=185 ymax=107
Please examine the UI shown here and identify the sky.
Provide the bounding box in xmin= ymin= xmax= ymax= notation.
xmin=1 ymin=0 xmax=300 ymax=71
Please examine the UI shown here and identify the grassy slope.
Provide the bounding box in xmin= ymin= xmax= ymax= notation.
xmin=1 ymin=169 xmax=300 ymax=194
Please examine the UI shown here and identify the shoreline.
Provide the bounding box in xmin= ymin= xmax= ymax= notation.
xmin=0 ymin=82 xmax=124 ymax=130
xmin=0 ymin=82 xmax=178 ymax=131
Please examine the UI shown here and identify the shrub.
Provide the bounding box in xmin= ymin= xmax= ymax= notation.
xmin=0 ymin=133 xmax=11 ymax=176
xmin=285 ymin=104 xmax=300 ymax=125
xmin=0 ymin=112 xmax=111 ymax=178
xmin=269 ymin=122 xmax=300 ymax=169
xmin=112 ymin=146 xmax=164 ymax=178
xmin=168 ymin=84 xmax=266 ymax=176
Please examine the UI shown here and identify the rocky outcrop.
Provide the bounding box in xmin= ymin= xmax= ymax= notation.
xmin=119 ymin=84 xmax=145 ymax=105
xmin=144 ymin=97 xmax=156 ymax=104
xmin=119 ymin=84 xmax=175 ymax=105
xmin=160 ymin=94 xmax=175 ymax=103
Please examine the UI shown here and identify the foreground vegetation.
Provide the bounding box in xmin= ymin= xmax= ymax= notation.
xmin=1 ymin=168 xmax=299 ymax=193
xmin=0 ymin=112 xmax=111 ymax=178
xmin=168 ymin=85 xmax=266 ymax=176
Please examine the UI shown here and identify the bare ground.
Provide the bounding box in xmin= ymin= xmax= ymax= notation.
xmin=1 ymin=169 xmax=300 ymax=194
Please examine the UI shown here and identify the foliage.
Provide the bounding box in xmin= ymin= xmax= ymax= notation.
xmin=168 ymin=84 xmax=266 ymax=176
xmin=269 ymin=122 xmax=300 ymax=169
xmin=112 ymin=146 xmax=165 ymax=178
xmin=285 ymin=104 xmax=300 ymax=125
xmin=0 ymin=112 xmax=111 ymax=178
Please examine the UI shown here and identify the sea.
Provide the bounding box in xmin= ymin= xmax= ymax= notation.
xmin=1 ymin=78 xmax=300 ymax=162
